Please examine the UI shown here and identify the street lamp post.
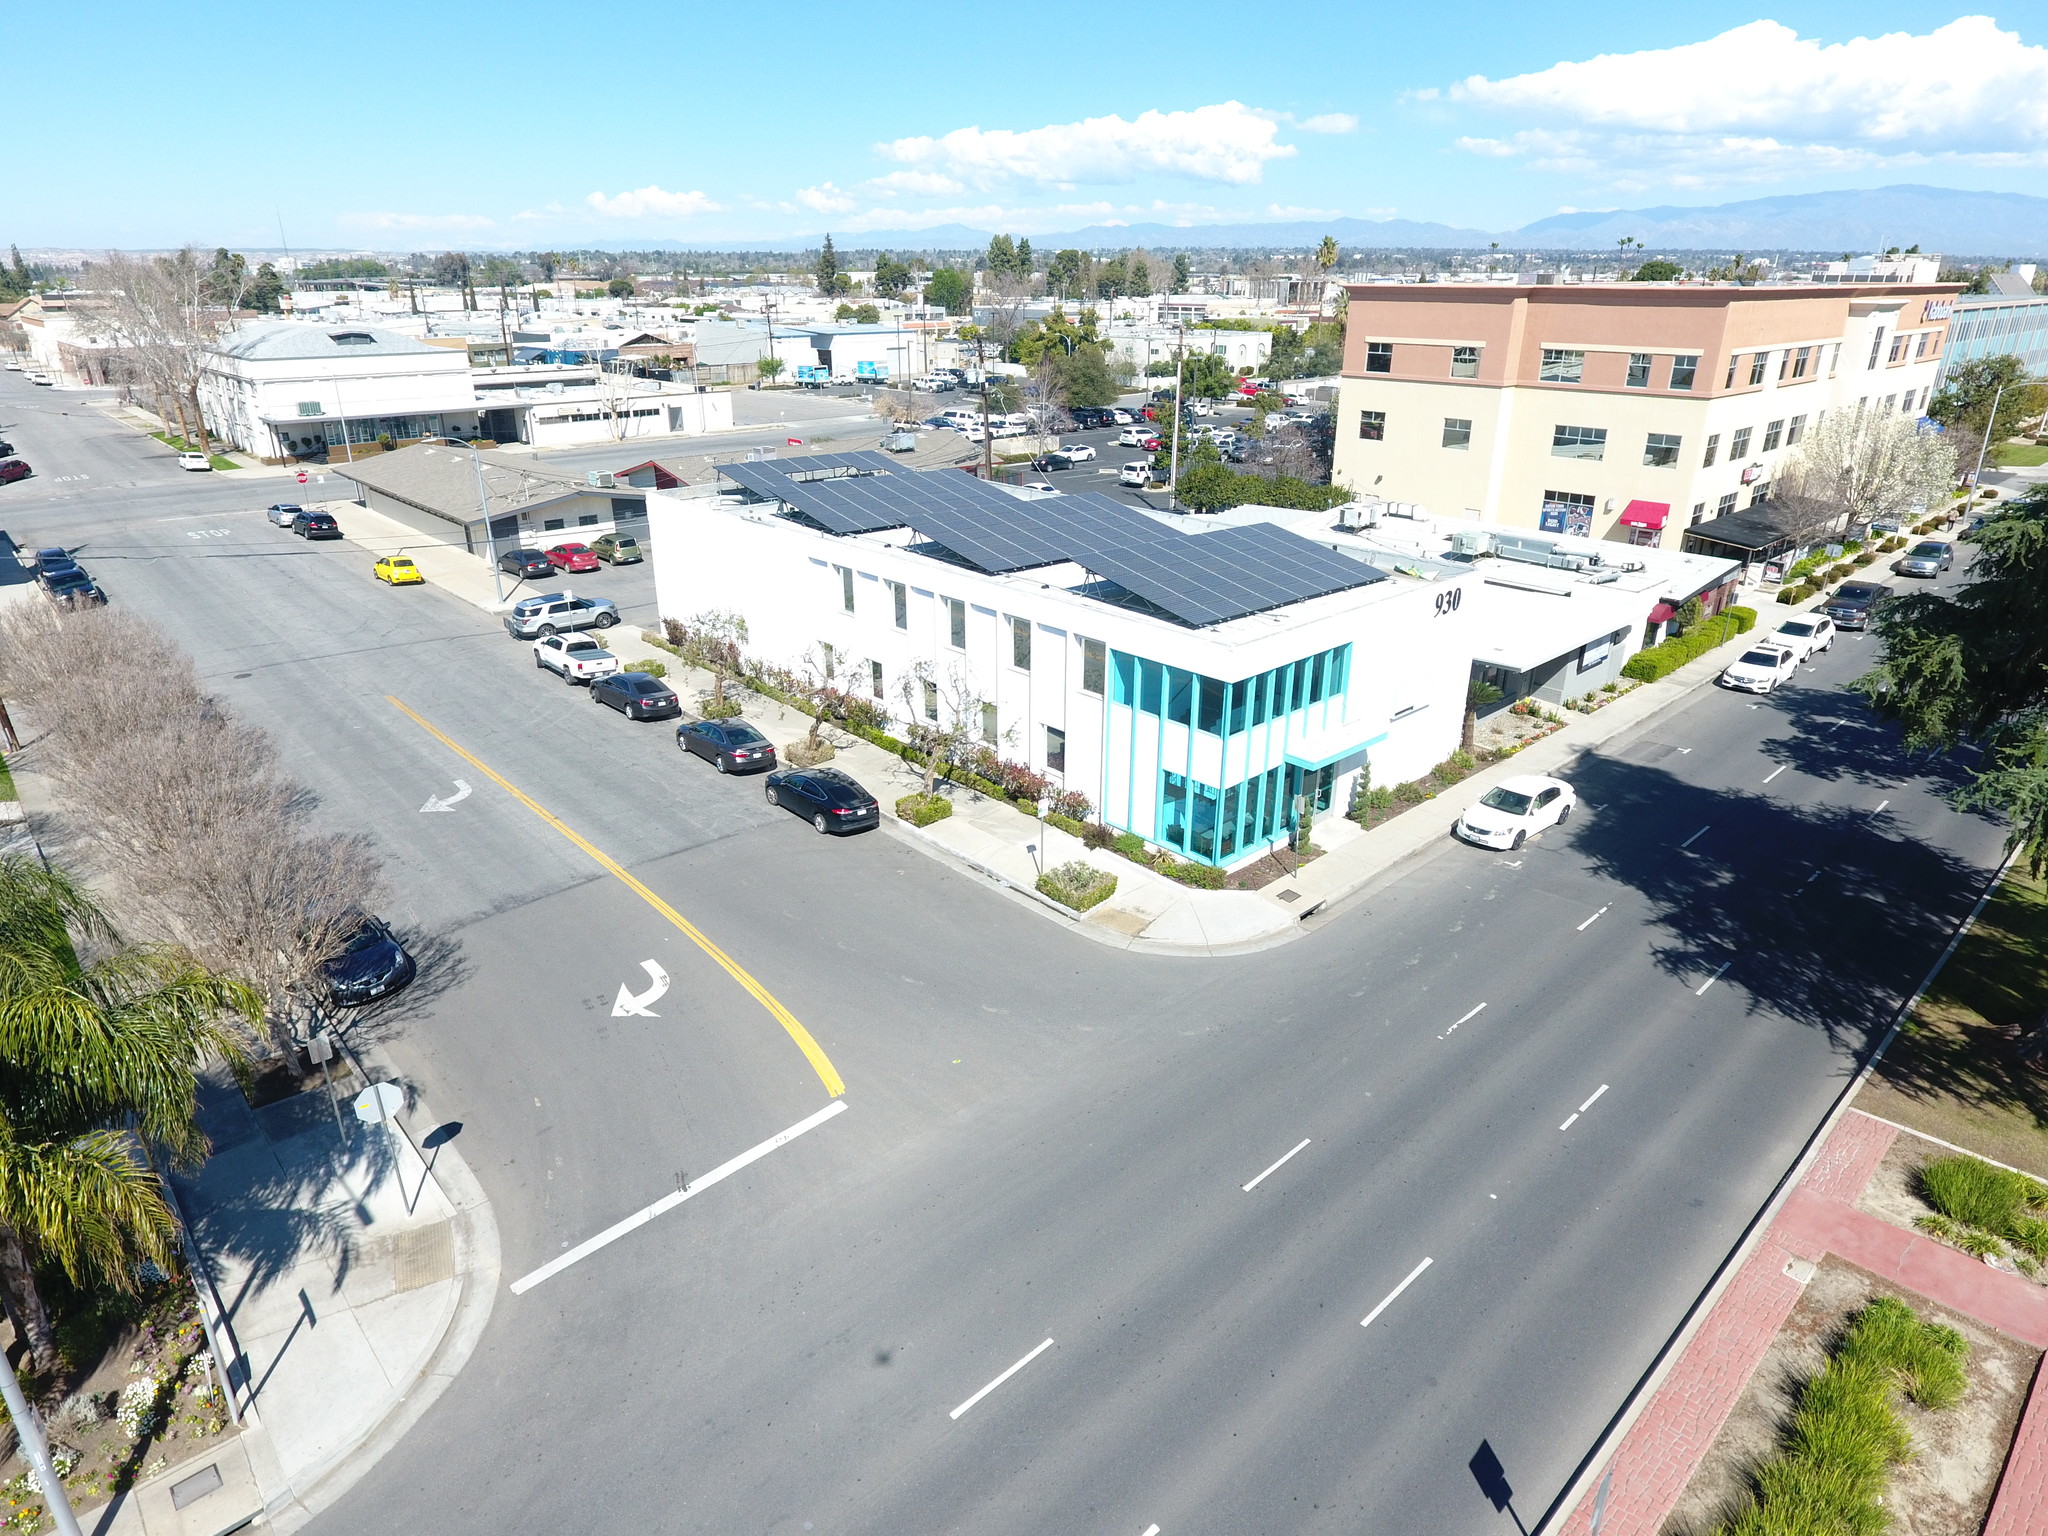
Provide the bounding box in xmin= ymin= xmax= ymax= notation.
xmin=1 ymin=1351 xmax=84 ymax=1536
xmin=1968 ymin=380 xmax=2008 ymax=491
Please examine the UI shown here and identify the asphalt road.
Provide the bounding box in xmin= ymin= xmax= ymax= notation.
xmin=0 ymin=373 xmax=2007 ymax=1535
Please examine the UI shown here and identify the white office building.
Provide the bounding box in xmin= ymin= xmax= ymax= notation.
xmin=649 ymin=459 xmax=1479 ymax=869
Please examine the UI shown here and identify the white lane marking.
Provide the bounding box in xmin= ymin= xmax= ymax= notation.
xmin=1763 ymin=765 xmax=1787 ymax=784
xmin=509 ymin=1100 xmax=848 ymax=1294
xmin=1142 ymin=1527 xmax=1161 ymax=1536
xmin=1360 ymin=1256 xmax=1433 ymax=1329
xmin=1559 ymin=1113 xmax=1579 ymax=1131
xmin=1800 ymin=870 xmax=1822 ymax=889
xmin=950 ymin=1337 xmax=1055 ymax=1420
xmin=611 ymin=958 xmax=670 ymax=1018
xmin=1579 ymin=1083 xmax=1610 ymax=1113
xmin=419 ymin=778 xmax=472 ymax=813
xmin=1679 ymin=824 xmax=1711 ymax=849
xmin=1675 ymin=747 xmax=1692 ymax=754
xmin=1242 ymin=1138 xmax=1312 ymax=1192
xmin=1872 ymin=798 xmax=1890 ymax=817
xmin=1577 ymin=905 xmax=1609 ymax=931
xmin=1696 ymin=961 xmax=1732 ymax=996
xmin=1439 ymin=1002 xmax=1487 ymax=1039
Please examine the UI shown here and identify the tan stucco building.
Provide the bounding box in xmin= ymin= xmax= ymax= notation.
xmin=1330 ymin=280 xmax=1961 ymax=547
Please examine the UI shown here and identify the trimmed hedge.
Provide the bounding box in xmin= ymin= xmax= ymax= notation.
xmin=896 ymin=793 xmax=953 ymax=826
xmin=1036 ymin=861 xmax=1119 ymax=912
xmin=1153 ymin=855 xmax=1227 ymax=889
xmin=1620 ymin=613 xmax=1746 ymax=681
xmin=1047 ymin=812 xmax=1087 ymax=837
xmin=623 ymin=659 xmax=667 ymax=677
xmin=1728 ymin=605 xmax=1758 ymax=633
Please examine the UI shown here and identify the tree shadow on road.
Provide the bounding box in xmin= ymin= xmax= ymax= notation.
xmin=1750 ymin=685 xmax=1994 ymax=810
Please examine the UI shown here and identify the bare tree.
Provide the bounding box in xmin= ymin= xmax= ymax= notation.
xmin=897 ymin=660 xmax=992 ymax=800
xmin=80 ymin=247 xmax=237 ymax=453
xmin=1770 ymin=407 xmax=1958 ymax=542
xmin=665 ymin=609 xmax=750 ymax=708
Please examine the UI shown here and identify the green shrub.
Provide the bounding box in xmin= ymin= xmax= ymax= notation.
xmin=624 ymin=659 xmax=667 ymax=677
xmin=1728 ymin=605 xmax=1757 ymax=633
xmin=1046 ymin=812 xmax=1086 ymax=837
xmin=699 ymin=696 xmax=742 ymax=719
xmin=1853 ymin=551 xmax=1876 ymax=567
xmin=1112 ymin=831 xmax=1146 ymax=858
xmin=1152 ymin=855 xmax=1226 ymax=889
xmin=1431 ymin=751 xmax=1477 ymax=784
xmin=1920 ymin=1154 xmax=2048 ymax=1232
xmin=1826 ymin=563 xmax=1854 ymax=582
xmin=1392 ymin=779 xmax=1433 ymax=803
xmin=896 ymin=792 xmax=953 ymax=826
xmin=1036 ymin=860 xmax=1118 ymax=912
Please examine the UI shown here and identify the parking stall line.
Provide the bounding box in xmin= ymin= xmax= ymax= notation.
xmin=1360 ymin=1257 xmax=1434 ymax=1330
xmin=387 ymin=695 xmax=845 ymax=1097
xmin=1439 ymin=1003 xmax=1487 ymax=1040
xmin=1242 ymin=1139 xmax=1312 ymax=1193
xmin=1576 ymin=905 xmax=1609 ymax=932
xmin=1696 ymin=961 xmax=1732 ymax=996
xmin=1679 ymin=825 xmax=1711 ymax=850
xmin=950 ymin=1338 xmax=1056 ymax=1421
xmin=1763 ymin=765 xmax=1787 ymax=784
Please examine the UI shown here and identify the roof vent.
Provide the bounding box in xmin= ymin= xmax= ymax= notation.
xmin=329 ymin=332 xmax=375 ymax=345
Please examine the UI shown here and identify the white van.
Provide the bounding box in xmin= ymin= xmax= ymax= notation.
xmin=937 ymin=409 xmax=980 ymax=429
xmin=1119 ymin=461 xmax=1152 ymax=487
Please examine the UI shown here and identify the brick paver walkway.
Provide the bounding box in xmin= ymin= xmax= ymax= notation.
xmin=1555 ymin=1111 xmax=2048 ymax=1534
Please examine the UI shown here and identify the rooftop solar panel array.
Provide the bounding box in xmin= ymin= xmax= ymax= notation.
xmin=750 ymin=450 xmax=899 ymax=479
xmin=713 ymin=463 xmax=1384 ymax=626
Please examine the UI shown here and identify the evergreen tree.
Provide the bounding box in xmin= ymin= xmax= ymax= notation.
xmin=1172 ymin=253 xmax=1191 ymax=293
xmin=816 ymin=234 xmax=839 ymax=297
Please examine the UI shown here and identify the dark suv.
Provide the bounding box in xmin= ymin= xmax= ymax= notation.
xmin=1822 ymin=580 xmax=1892 ymax=631
xmin=292 ymin=510 xmax=342 ymax=540
xmin=1069 ymin=406 xmax=1115 ymax=430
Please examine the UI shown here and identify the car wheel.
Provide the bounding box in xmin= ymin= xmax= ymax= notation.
xmin=716 ymin=757 xmax=729 ymax=774
xmin=1511 ymin=831 xmax=1526 ymax=851
xmin=765 ymin=785 xmax=779 ymax=806
xmin=537 ymin=623 xmax=557 ymax=637
xmin=564 ymin=669 xmax=577 ymax=685
xmin=1558 ymin=803 xmax=1573 ymax=824
xmin=814 ymin=813 xmax=830 ymax=834
xmin=534 ymin=654 xmax=546 ymax=669
xmin=594 ymin=613 xmax=618 ymax=628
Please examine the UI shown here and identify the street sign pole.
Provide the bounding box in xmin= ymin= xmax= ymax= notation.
xmin=0 ymin=1350 xmax=84 ymax=1536
xmin=1589 ymin=1467 xmax=1615 ymax=1536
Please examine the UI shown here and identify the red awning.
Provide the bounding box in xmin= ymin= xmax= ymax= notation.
xmin=1647 ymin=602 xmax=1677 ymax=624
xmin=1619 ymin=499 xmax=1670 ymax=529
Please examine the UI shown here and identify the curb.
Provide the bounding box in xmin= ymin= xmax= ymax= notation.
xmin=1532 ymin=839 xmax=2022 ymax=1535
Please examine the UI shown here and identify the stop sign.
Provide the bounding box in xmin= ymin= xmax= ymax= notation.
xmin=296 ymin=470 xmax=308 ymax=485
xmin=787 ymin=437 xmax=802 ymax=446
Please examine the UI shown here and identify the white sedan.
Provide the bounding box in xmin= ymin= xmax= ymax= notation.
xmin=1719 ymin=643 xmax=1800 ymax=693
xmin=1454 ymin=774 xmax=1576 ymax=851
xmin=177 ymin=451 xmax=212 ymax=471
xmin=1051 ymin=442 xmax=1096 ymax=462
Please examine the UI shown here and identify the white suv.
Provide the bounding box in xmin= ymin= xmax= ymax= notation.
xmin=533 ymin=633 xmax=620 ymax=683
xmin=1764 ymin=615 xmax=1835 ymax=663
xmin=503 ymin=590 xmax=621 ymax=639
xmin=1119 ymin=461 xmax=1152 ymax=487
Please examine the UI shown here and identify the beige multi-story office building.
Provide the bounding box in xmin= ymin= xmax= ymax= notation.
xmin=1330 ymin=280 xmax=1960 ymax=548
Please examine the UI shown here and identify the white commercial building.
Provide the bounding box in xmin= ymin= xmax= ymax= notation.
xmin=650 ymin=458 xmax=1479 ymax=870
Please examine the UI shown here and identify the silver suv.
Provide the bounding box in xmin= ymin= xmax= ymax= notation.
xmin=503 ymin=590 xmax=621 ymax=638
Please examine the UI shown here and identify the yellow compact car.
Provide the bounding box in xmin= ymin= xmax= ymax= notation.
xmin=374 ymin=555 xmax=425 ymax=586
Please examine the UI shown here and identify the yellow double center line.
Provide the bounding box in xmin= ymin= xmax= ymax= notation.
xmin=388 ymin=695 xmax=845 ymax=1097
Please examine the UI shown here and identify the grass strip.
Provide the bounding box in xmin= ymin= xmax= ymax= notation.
xmin=1721 ymin=1296 xmax=1966 ymax=1535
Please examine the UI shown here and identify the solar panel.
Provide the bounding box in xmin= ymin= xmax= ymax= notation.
xmin=716 ymin=461 xmax=904 ymax=534
xmin=1075 ymin=522 xmax=1385 ymax=627
xmin=750 ymin=450 xmax=899 ymax=479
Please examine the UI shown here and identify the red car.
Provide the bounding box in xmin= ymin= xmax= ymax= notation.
xmin=545 ymin=541 xmax=601 ymax=573
xmin=1140 ymin=435 xmax=1163 ymax=452
xmin=0 ymin=459 xmax=31 ymax=484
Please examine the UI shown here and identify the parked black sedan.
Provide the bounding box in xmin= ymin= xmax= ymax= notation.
xmin=765 ymin=765 xmax=880 ymax=833
xmin=321 ymin=915 xmax=416 ymax=1006
xmin=677 ymin=717 xmax=778 ymax=773
xmin=498 ymin=547 xmax=555 ymax=580
xmin=590 ymin=671 xmax=682 ymax=720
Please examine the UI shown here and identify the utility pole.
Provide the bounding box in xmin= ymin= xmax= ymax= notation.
xmin=976 ymin=331 xmax=994 ymax=479
xmin=1 ymin=1351 xmax=84 ymax=1536
xmin=1968 ymin=380 xmax=2009 ymax=489
xmin=1167 ymin=320 xmax=1186 ymax=510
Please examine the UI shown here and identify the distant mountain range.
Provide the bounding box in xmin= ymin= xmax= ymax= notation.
xmin=666 ymin=184 xmax=2048 ymax=258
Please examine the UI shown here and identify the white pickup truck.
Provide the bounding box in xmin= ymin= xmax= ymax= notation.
xmin=533 ymin=633 xmax=620 ymax=684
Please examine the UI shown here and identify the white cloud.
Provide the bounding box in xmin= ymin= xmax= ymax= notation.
xmin=862 ymin=170 xmax=965 ymax=198
xmin=343 ymin=211 xmax=496 ymax=232
xmin=584 ymin=185 xmax=722 ymax=219
xmin=876 ymin=101 xmax=1296 ymax=188
xmin=1297 ymin=113 xmax=1358 ymax=135
xmin=1447 ymin=18 xmax=2048 ymax=183
xmin=794 ymin=182 xmax=858 ymax=214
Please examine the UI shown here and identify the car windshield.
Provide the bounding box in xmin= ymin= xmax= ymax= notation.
xmin=340 ymin=923 xmax=387 ymax=956
xmin=1739 ymin=649 xmax=1783 ymax=667
xmin=48 ymin=574 xmax=90 ymax=591
xmin=1479 ymin=787 xmax=1535 ymax=815
xmin=723 ymin=725 xmax=766 ymax=746
xmin=1911 ymin=543 xmax=1944 ymax=556
xmin=1838 ymin=585 xmax=1880 ymax=601
xmin=1780 ymin=622 xmax=1814 ymax=637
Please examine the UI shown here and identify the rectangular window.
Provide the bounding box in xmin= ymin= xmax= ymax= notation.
xmin=1080 ymin=637 xmax=1105 ymax=695
xmin=981 ymin=703 xmax=997 ymax=744
xmin=923 ymin=681 xmax=938 ymax=720
xmin=296 ymin=400 xmax=322 ymax=416
xmin=1643 ymin=432 xmax=1681 ymax=467
xmin=1702 ymin=432 xmax=1720 ymax=467
xmin=542 ymin=517 xmax=565 ymax=531
xmin=1867 ymin=330 xmax=1885 ymax=369
xmin=1828 ymin=343 xmax=1842 ymax=374
xmin=1539 ymin=491 xmax=1595 ymax=535
xmin=835 ymin=564 xmax=854 ymax=612
xmin=1762 ymin=419 xmax=1783 ymax=452
xmin=1365 ymin=341 xmax=1392 ymax=373
xmin=945 ymin=596 xmax=965 ymax=648
xmin=1450 ymin=345 xmax=1479 ymax=378
xmin=1786 ymin=413 xmax=1807 ymax=445
xmin=1045 ymin=726 xmax=1065 ymax=773
xmin=820 ymin=642 xmax=835 ymax=680
xmin=1730 ymin=426 xmax=1752 ymax=459
xmin=1793 ymin=345 xmax=1812 ymax=378
xmin=1227 ymin=679 xmax=1248 ymax=736
xmin=1690 ymin=501 xmax=1706 ymax=525
xmin=1166 ymin=667 xmax=1193 ymax=725
xmin=1539 ymin=348 xmax=1585 ymax=383
xmin=1749 ymin=481 xmax=1770 ymax=507
xmin=1670 ymin=354 xmax=1698 ymax=390
xmin=1111 ymin=650 xmax=1137 ymax=704
xmin=1778 ymin=350 xmax=1791 ymax=381
xmin=1358 ymin=409 xmax=1385 ymax=441
xmin=1888 ymin=334 xmax=1906 ymax=364
xmin=869 ymin=659 xmax=883 ymax=698
xmin=1010 ymin=616 xmax=1031 ymax=671
xmin=1724 ymin=356 xmax=1738 ymax=388
xmin=578 ymin=513 xmax=600 ymax=526
xmin=1749 ymin=353 xmax=1768 ymax=386
xmin=1139 ymin=659 xmax=1163 ymax=715
xmin=1442 ymin=417 xmax=1472 ymax=449
xmin=1626 ymin=352 xmax=1652 ymax=388
xmin=1899 ymin=393 xmax=1914 ymax=415
xmin=1882 ymin=394 xmax=1897 ymax=415
xmin=1160 ymin=772 xmax=1188 ymax=850
xmin=1197 ymin=676 xmax=1224 ymax=735
xmin=890 ymin=580 xmax=906 ymax=629
xmin=1717 ymin=492 xmax=1738 ymax=517
xmin=1551 ymin=424 xmax=1608 ymax=460
xmin=1915 ymin=331 xmax=1932 ymax=359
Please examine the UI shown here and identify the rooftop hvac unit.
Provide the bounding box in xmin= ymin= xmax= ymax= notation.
xmin=1450 ymin=529 xmax=1492 ymax=557
xmin=586 ymin=471 xmax=616 ymax=489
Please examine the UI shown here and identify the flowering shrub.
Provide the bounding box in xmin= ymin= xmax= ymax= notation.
xmin=117 ymin=1377 xmax=165 ymax=1438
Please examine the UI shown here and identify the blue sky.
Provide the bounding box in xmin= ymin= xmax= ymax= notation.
xmin=16 ymin=4 xmax=2047 ymax=250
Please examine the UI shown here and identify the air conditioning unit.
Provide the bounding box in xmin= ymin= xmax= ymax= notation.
xmin=1450 ymin=529 xmax=1492 ymax=557
xmin=586 ymin=471 xmax=616 ymax=489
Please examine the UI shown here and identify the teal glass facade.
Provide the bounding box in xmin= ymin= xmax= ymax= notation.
xmin=1107 ymin=644 xmax=1353 ymax=865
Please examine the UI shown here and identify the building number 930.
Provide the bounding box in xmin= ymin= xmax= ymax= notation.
xmin=1433 ymin=587 xmax=1462 ymax=616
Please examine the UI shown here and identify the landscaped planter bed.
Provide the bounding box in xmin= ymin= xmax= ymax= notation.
xmin=1660 ymin=1255 xmax=2036 ymax=1536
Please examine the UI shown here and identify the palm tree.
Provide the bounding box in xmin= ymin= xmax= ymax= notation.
xmin=0 ymin=857 xmax=258 ymax=1373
